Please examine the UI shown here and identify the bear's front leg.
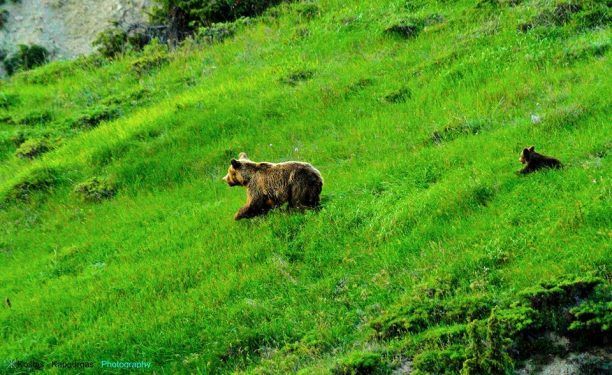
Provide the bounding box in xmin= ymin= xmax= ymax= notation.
xmin=234 ymin=199 xmax=269 ymax=220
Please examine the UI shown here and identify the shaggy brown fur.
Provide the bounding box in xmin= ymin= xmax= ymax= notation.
xmin=223 ymin=153 xmax=323 ymax=220
xmin=518 ymin=146 xmax=562 ymax=174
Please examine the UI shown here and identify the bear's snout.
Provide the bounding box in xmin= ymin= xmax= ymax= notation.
xmin=223 ymin=174 xmax=237 ymax=186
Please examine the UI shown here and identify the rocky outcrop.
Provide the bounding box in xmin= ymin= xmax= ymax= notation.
xmin=0 ymin=0 xmax=151 ymax=62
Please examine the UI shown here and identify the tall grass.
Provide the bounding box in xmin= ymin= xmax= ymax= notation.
xmin=0 ymin=0 xmax=609 ymax=372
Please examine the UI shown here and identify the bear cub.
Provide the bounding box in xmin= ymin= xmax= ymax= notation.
xmin=223 ymin=153 xmax=323 ymax=220
xmin=518 ymin=146 xmax=562 ymax=174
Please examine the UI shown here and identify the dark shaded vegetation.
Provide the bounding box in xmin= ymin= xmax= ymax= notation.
xmin=385 ymin=14 xmax=444 ymax=39
xmin=70 ymin=106 xmax=120 ymax=129
xmin=14 ymin=138 xmax=53 ymax=159
xmin=333 ymin=351 xmax=389 ymax=375
xmin=0 ymin=92 xmax=19 ymax=108
xmin=2 ymin=44 xmax=49 ymax=76
xmin=150 ymin=0 xmax=287 ymax=43
xmin=430 ymin=119 xmax=488 ymax=144
xmin=383 ymin=87 xmax=411 ymax=103
xmin=365 ymin=277 xmax=610 ymax=373
xmin=93 ymin=24 xmax=150 ymax=59
xmin=4 ymin=166 xmax=60 ymax=202
xmin=73 ymin=177 xmax=117 ymax=202
xmin=15 ymin=110 xmax=54 ymax=126
xmin=196 ymin=17 xmax=252 ymax=44
xmin=519 ymin=0 xmax=611 ymax=32
xmin=280 ymin=69 xmax=314 ymax=86
xmin=385 ymin=20 xmax=423 ymax=39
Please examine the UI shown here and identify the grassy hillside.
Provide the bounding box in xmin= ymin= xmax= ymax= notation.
xmin=0 ymin=0 xmax=610 ymax=373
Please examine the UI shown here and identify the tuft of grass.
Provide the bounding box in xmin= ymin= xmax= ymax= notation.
xmin=73 ymin=177 xmax=117 ymax=202
xmin=333 ymin=351 xmax=389 ymax=375
xmin=70 ymin=105 xmax=120 ymax=129
xmin=280 ymin=69 xmax=315 ymax=85
xmin=14 ymin=138 xmax=53 ymax=159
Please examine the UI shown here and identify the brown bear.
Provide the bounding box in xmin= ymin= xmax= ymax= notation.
xmin=223 ymin=152 xmax=323 ymax=220
xmin=518 ymin=146 xmax=562 ymax=174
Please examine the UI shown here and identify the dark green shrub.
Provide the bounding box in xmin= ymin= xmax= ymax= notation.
xmin=413 ymin=346 xmax=467 ymax=374
xmin=344 ymin=78 xmax=374 ymax=98
xmin=294 ymin=2 xmax=320 ymax=20
xmin=280 ymin=69 xmax=314 ymax=86
xmin=383 ymin=87 xmax=411 ymax=103
xmin=0 ymin=10 xmax=8 ymax=29
xmin=195 ymin=17 xmax=251 ymax=44
xmin=93 ymin=26 xmax=127 ymax=58
xmin=16 ymin=110 xmax=54 ymax=126
xmin=384 ymin=14 xmax=443 ymax=39
xmin=430 ymin=119 xmax=489 ymax=144
xmin=73 ymin=177 xmax=117 ymax=202
xmin=92 ymin=25 xmax=148 ymax=59
xmin=0 ymin=92 xmax=18 ymax=108
xmin=575 ymin=3 xmax=611 ymax=29
xmin=70 ymin=106 xmax=119 ymax=129
xmin=477 ymin=0 xmax=524 ymax=7
xmin=2 ymin=44 xmax=49 ymax=76
xmin=333 ymin=351 xmax=389 ymax=375
xmin=150 ymin=0 xmax=287 ymax=41
xmin=14 ymin=138 xmax=52 ymax=159
xmin=6 ymin=167 xmax=59 ymax=201
xmin=131 ymin=54 xmax=169 ymax=75
xmin=385 ymin=20 xmax=423 ymax=39
xmin=518 ymin=1 xmax=609 ymax=32
xmin=569 ymin=300 xmax=611 ymax=337
xmin=370 ymin=296 xmax=492 ymax=339
xmin=101 ymin=88 xmax=151 ymax=106
xmin=9 ymin=132 xmax=26 ymax=147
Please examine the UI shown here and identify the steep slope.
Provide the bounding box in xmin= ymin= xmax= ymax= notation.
xmin=0 ymin=0 xmax=610 ymax=373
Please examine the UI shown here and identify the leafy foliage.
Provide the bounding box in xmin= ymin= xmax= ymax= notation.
xmin=73 ymin=177 xmax=117 ymax=202
xmin=150 ymin=0 xmax=286 ymax=39
xmin=14 ymin=138 xmax=52 ymax=159
xmin=2 ymin=44 xmax=49 ymax=75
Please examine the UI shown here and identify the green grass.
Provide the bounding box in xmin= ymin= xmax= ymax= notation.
xmin=0 ymin=0 xmax=610 ymax=373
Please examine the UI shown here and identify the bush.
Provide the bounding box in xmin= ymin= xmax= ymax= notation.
xmin=70 ymin=106 xmax=120 ymax=129
xmin=6 ymin=167 xmax=60 ymax=202
xmin=16 ymin=110 xmax=54 ymax=126
xmin=383 ymin=87 xmax=411 ymax=103
xmin=333 ymin=351 xmax=388 ymax=375
xmin=280 ymin=69 xmax=314 ymax=86
xmin=92 ymin=24 xmax=151 ymax=59
xmin=518 ymin=1 xmax=610 ymax=32
xmin=93 ymin=27 xmax=130 ymax=58
xmin=461 ymin=310 xmax=513 ymax=375
xmin=195 ymin=17 xmax=252 ymax=44
xmin=413 ymin=346 xmax=467 ymax=374
xmin=0 ymin=9 xmax=8 ymax=29
xmin=14 ymin=138 xmax=52 ymax=159
xmin=150 ymin=0 xmax=286 ymax=41
xmin=130 ymin=41 xmax=170 ymax=75
xmin=385 ymin=20 xmax=423 ymax=39
xmin=73 ymin=177 xmax=117 ymax=202
xmin=0 ymin=92 xmax=19 ymax=108
xmin=385 ymin=14 xmax=444 ymax=39
xmin=2 ymin=44 xmax=49 ymax=76
xmin=430 ymin=119 xmax=489 ymax=144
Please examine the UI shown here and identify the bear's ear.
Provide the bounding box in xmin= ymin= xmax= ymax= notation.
xmin=528 ymin=146 xmax=535 ymax=152
xmin=231 ymin=159 xmax=241 ymax=168
xmin=238 ymin=152 xmax=248 ymax=160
